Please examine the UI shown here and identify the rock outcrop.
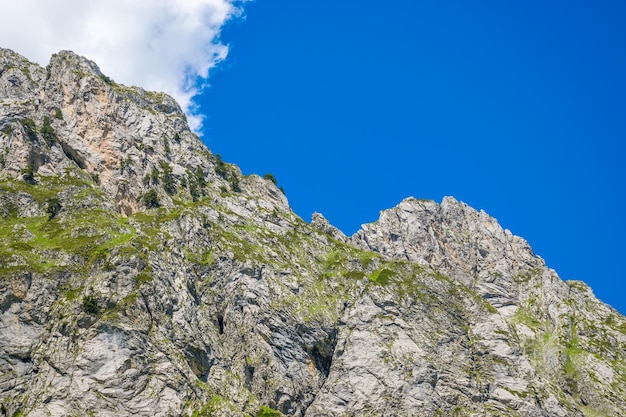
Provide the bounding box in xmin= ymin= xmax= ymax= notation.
xmin=1 ymin=48 xmax=625 ymax=417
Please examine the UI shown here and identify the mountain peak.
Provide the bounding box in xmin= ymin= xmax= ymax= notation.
xmin=1 ymin=50 xmax=280 ymax=215
xmin=50 ymin=49 xmax=106 ymax=78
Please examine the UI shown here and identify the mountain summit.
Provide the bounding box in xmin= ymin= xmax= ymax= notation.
xmin=1 ymin=48 xmax=625 ymax=417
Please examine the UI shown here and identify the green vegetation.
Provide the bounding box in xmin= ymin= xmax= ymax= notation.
xmin=190 ymin=395 xmax=239 ymax=417
xmin=45 ymin=197 xmax=61 ymax=220
xmin=369 ymin=268 xmax=395 ymax=285
xmin=134 ymin=267 xmax=153 ymax=285
xmin=1 ymin=124 xmax=13 ymax=136
xmin=567 ymin=281 xmax=589 ymax=293
xmin=211 ymin=154 xmax=242 ymax=192
xmin=257 ymin=406 xmax=282 ymax=417
xmin=9 ymin=407 xmax=23 ymax=417
xmin=20 ymin=117 xmax=37 ymax=141
xmin=263 ymin=173 xmax=277 ymax=185
xmin=510 ymin=306 xmax=544 ymax=331
xmin=230 ymin=176 xmax=241 ymax=192
xmin=150 ymin=167 xmax=160 ymax=185
xmin=54 ymin=107 xmax=63 ymax=120
xmin=142 ymin=189 xmax=160 ymax=208
xmin=185 ymin=166 xmax=207 ymax=202
xmin=40 ymin=116 xmax=56 ymax=145
xmin=120 ymin=155 xmax=132 ymax=171
xmin=159 ymin=161 xmax=176 ymax=194
xmin=194 ymin=166 xmax=207 ymax=187
xmin=214 ymin=154 xmax=228 ymax=179
xmin=188 ymin=178 xmax=200 ymax=201
xmin=0 ymin=212 xmax=129 ymax=276
xmin=512 ymin=268 xmax=542 ymax=284
xmin=264 ymin=173 xmax=285 ymax=194
xmin=99 ymin=74 xmax=114 ymax=85
xmin=563 ymin=323 xmax=584 ymax=396
xmin=82 ymin=294 xmax=100 ymax=315
xmin=20 ymin=165 xmax=36 ymax=184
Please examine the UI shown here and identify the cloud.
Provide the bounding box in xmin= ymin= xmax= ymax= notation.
xmin=0 ymin=0 xmax=244 ymax=132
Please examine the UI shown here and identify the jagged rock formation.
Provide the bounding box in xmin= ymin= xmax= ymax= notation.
xmin=1 ymin=48 xmax=625 ymax=417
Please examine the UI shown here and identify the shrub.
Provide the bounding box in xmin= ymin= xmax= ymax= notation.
xmin=21 ymin=118 xmax=37 ymax=141
xmin=142 ymin=189 xmax=160 ymax=208
xmin=214 ymin=154 xmax=228 ymax=179
xmin=189 ymin=179 xmax=200 ymax=202
xmin=151 ymin=167 xmax=160 ymax=184
xmin=46 ymin=197 xmax=61 ymax=220
xmin=41 ymin=116 xmax=56 ymax=145
xmin=263 ymin=173 xmax=277 ymax=185
xmin=195 ymin=166 xmax=207 ymax=187
xmin=82 ymin=295 xmax=100 ymax=315
xmin=21 ymin=165 xmax=36 ymax=184
xmin=99 ymin=74 xmax=114 ymax=85
xmin=159 ymin=161 xmax=176 ymax=194
xmin=230 ymin=177 xmax=241 ymax=193
xmin=54 ymin=108 xmax=63 ymax=120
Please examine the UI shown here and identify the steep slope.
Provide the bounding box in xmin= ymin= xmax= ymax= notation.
xmin=0 ymin=48 xmax=625 ymax=417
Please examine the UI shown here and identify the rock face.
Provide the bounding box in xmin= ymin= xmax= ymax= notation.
xmin=1 ymin=48 xmax=625 ymax=417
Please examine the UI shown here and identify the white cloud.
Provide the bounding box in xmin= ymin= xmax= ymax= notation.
xmin=0 ymin=0 xmax=244 ymax=132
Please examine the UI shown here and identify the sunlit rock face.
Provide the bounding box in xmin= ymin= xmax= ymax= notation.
xmin=1 ymin=48 xmax=625 ymax=417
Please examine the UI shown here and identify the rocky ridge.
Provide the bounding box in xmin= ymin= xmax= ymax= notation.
xmin=1 ymin=48 xmax=625 ymax=417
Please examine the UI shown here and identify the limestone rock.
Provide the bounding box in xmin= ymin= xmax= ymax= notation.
xmin=311 ymin=212 xmax=347 ymax=242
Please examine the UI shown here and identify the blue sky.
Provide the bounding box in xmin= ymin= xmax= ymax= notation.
xmin=199 ymin=1 xmax=626 ymax=313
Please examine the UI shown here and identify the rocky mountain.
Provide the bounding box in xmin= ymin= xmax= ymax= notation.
xmin=0 ymin=48 xmax=625 ymax=417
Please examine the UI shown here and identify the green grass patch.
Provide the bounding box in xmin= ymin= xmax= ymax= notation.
xmin=343 ymin=270 xmax=366 ymax=280
xmin=190 ymin=395 xmax=239 ymax=417
xmin=133 ymin=268 xmax=153 ymax=285
xmin=63 ymin=286 xmax=84 ymax=301
xmin=257 ymin=405 xmax=282 ymax=417
xmin=368 ymin=268 xmax=395 ymax=285
xmin=510 ymin=306 xmax=544 ymax=331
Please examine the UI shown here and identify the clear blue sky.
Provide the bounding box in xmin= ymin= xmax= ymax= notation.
xmin=198 ymin=0 xmax=626 ymax=314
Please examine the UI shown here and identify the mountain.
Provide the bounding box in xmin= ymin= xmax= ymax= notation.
xmin=0 ymin=48 xmax=625 ymax=417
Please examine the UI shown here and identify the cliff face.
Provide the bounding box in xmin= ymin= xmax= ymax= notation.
xmin=0 ymin=48 xmax=625 ymax=417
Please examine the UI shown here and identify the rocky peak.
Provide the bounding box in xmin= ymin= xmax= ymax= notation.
xmin=352 ymin=196 xmax=571 ymax=317
xmin=0 ymin=48 xmax=289 ymax=216
xmin=353 ymin=196 xmax=540 ymax=284
xmin=311 ymin=212 xmax=347 ymax=242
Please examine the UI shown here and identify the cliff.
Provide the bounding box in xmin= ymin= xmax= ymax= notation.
xmin=1 ymin=48 xmax=625 ymax=417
